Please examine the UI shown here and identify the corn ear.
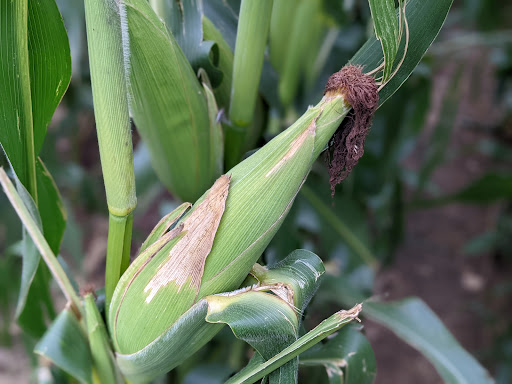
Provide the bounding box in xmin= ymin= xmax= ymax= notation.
xmin=109 ymin=87 xmax=350 ymax=381
xmin=116 ymin=251 xmax=326 ymax=383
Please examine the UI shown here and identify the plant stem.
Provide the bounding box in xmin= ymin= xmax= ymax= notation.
xmin=0 ymin=168 xmax=82 ymax=315
xmin=226 ymin=304 xmax=362 ymax=384
xmin=105 ymin=213 xmax=133 ymax=312
xmin=300 ymin=185 xmax=379 ymax=269
xmin=226 ymin=0 xmax=273 ymax=165
xmin=84 ymin=0 xmax=137 ymax=309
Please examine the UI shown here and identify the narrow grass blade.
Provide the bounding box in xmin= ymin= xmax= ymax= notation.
xmin=368 ymin=0 xmax=399 ymax=81
xmin=203 ymin=80 xmax=225 ymax=177
xmin=0 ymin=168 xmax=81 ymax=314
xmin=34 ymin=309 xmax=92 ymax=384
xmin=413 ymin=173 xmax=512 ymax=208
xmin=36 ymin=158 xmax=66 ymax=254
xmin=138 ymin=202 xmax=191 ymax=253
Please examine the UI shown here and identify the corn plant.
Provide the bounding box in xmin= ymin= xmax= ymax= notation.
xmin=0 ymin=0 xmax=497 ymax=383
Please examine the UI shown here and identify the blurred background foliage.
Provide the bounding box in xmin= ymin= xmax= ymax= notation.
xmin=1 ymin=0 xmax=511 ymax=382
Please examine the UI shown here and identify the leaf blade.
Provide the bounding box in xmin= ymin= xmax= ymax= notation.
xmin=352 ymin=0 xmax=454 ymax=107
xmin=368 ymin=0 xmax=399 ymax=81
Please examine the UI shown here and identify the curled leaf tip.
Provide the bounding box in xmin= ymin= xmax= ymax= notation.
xmin=80 ymin=284 xmax=97 ymax=298
xmin=324 ymin=65 xmax=379 ymax=195
xmin=336 ymin=303 xmax=363 ymax=322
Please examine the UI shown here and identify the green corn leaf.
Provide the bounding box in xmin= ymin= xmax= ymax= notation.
xmin=202 ymin=16 xmax=234 ymax=111
xmin=367 ymin=0 xmax=400 ymax=82
xmin=244 ymin=249 xmax=325 ymax=319
xmin=300 ymin=324 xmax=377 ymax=384
xmin=351 ymin=0 xmax=454 ymax=107
xmin=226 ymin=304 xmax=363 ymax=384
xmin=0 ymin=0 xmax=70 ymax=193
xmin=28 ymin=1 xmax=72 ymax=156
xmin=202 ymin=16 xmax=266 ymax=169
xmin=36 ymin=159 xmax=66 ymax=255
xmin=365 ymin=299 xmax=494 ymax=384
xmin=203 ymin=0 xmax=238 ymax=51
xmin=206 ymin=290 xmax=299 ymax=384
xmin=11 ymin=168 xmax=57 ymax=339
xmin=0 ymin=1 xmax=34 ymax=192
xmin=34 ymin=309 xmax=93 ymax=384
xmin=323 ymin=277 xmax=494 ymax=384
xmin=17 ymin=254 xmax=54 ymax=339
xmin=0 ymin=1 xmax=69 ymax=335
xmin=120 ymin=0 xmax=219 ymax=202
xmin=0 ymin=168 xmax=81 ymax=315
xmin=150 ymin=0 xmax=223 ymax=87
xmin=210 ymin=250 xmax=325 ymax=383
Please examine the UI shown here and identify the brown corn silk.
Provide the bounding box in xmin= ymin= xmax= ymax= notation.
xmin=324 ymin=65 xmax=379 ymax=195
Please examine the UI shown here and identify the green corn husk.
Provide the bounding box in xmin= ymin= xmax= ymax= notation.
xmin=109 ymin=87 xmax=350 ymax=381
